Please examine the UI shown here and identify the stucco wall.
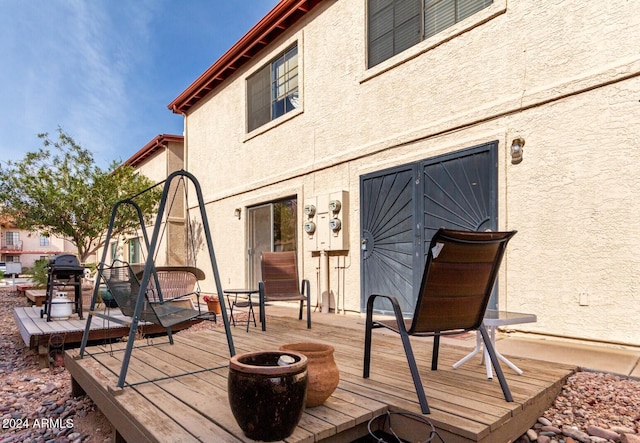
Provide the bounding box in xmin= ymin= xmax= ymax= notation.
xmin=183 ymin=0 xmax=640 ymax=345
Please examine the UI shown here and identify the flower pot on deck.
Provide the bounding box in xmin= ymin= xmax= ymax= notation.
xmin=228 ymin=350 xmax=307 ymax=441
xmin=280 ymin=342 xmax=339 ymax=407
xmin=204 ymin=295 xmax=221 ymax=315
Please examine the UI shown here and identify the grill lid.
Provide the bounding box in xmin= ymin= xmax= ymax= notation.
xmin=48 ymin=254 xmax=83 ymax=271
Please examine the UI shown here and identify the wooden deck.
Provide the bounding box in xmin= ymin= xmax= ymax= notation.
xmin=13 ymin=305 xmax=202 ymax=367
xmin=25 ymin=289 xmax=46 ymax=306
xmin=65 ymin=314 xmax=576 ymax=443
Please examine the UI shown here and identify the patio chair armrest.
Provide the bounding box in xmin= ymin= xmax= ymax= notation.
xmin=366 ymin=293 xmax=408 ymax=333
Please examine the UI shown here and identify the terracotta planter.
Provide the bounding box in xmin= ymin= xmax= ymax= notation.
xmin=228 ymin=351 xmax=308 ymax=441
xmin=205 ymin=297 xmax=221 ymax=315
xmin=280 ymin=342 xmax=339 ymax=407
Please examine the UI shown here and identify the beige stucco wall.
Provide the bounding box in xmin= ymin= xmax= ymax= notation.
xmin=183 ymin=0 xmax=640 ymax=345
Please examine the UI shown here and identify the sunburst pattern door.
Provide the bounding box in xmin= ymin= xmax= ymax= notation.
xmin=421 ymin=144 xmax=498 ymax=307
xmin=421 ymin=145 xmax=497 ymax=243
xmin=360 ymin=142 xmax=497 ymax=313
xmin=360 ymin=165 xmax=418 ymax=312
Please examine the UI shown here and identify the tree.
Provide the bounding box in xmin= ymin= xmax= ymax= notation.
xmin=0 ymin=128 xmax=160 ymax=263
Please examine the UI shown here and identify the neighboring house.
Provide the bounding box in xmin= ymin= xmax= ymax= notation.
xmin=96 ymin=134 xmax=188 ymax=267
xmin=0 ymin=215 xmax=76 ymax=270
xmin=164 ymin=0 xmax=639 ymax=346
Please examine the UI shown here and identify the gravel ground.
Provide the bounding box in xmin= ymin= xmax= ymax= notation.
xmin=1 ymin=284 xmax=639 ymax=443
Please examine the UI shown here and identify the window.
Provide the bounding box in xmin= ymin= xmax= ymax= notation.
xmin=128 ymin=238 xmax=141 ymax=264
xmin=110 ymin=242 xmax=118 ymax=262
xmin=247 ymin=197 xmax=298 ymax=287
xmin=368 ymin=0 xmax=493 ymax=68
xmin=40 ymin=235 xmax=50 ymax=246
xmin=247 ymin=44 xmax=299 ymax=132
xmin=5 ymin=232 xmax=19 ymax=245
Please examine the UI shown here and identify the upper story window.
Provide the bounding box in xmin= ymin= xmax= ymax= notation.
xmin=368 ymin=0 xmax=493 ymax=68
xmin=247 ymin=44 xmax=299 ymax=132
xmin=5 ymin=232 xmax=19 ymax=245
xmin=40 ymin=235 xmax=50 ymax=246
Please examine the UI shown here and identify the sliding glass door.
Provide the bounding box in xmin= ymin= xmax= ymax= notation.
xmin=247 ymin=197 xmax=297 ymax=288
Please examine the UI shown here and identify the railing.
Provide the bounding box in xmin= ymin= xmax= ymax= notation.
xmin=0 ymin=241 xmax=23 ymax=250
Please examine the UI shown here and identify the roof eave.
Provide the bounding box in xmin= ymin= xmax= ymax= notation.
xmin=168 ymin=0 xmax=324 ymax=115
xmin=124 ymin=134 xmax=184 ymax=168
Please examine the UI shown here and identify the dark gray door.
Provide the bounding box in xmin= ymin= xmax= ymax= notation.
xmin=360 ymin=142 xmax=498 ymax=313
xmin=360 ymin=164 xmax=418 ymax=312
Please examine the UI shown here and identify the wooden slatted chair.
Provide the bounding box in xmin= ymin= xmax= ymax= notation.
xmin=363 ymin=228 xmax=517 ymax=414
xmin=258 ymin=251 xmax=311 ymax=331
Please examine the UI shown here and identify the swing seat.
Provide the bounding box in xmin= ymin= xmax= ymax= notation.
xmin=102 ymin=260 xmax=205 ymax=329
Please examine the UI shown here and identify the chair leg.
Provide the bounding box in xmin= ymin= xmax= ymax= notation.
xmin=479 ymin=325 xmax=513 ymax=402
xmin=431 ymin=333 xmax=440 ymax=370
xmin=363 ymin=299 xmax=374 ymax=378
xmin=364 ymin=295 xmax=430 ymax=414
xmin=167 ymin=328 xmax=174 ymax=345
xmin=398 ymin=329 xmax=430 ymax=414
xmin=258 ymin=282 xmax=266 ymax=331
xmin=303 ymin=279 xmax=311 ymax=329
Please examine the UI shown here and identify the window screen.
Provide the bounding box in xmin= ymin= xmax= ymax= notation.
xmin=247 ymin=44 xmax=299 ymax=132
xmin=368 ymin=0 xmax=493 ymax=68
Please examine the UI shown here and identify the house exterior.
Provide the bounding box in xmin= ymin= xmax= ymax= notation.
xmin=98 ymin=134 xmax=188 ymax=267
xmin=166 ymin=0 xmax=640 ymax=346
xmin=0 ymin=215 xmax=76 ymax=271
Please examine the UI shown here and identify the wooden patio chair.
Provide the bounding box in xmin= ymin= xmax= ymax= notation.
xmin=102 ymin=260 xmax=206 ymax=344
xmin=258 ymin=251 xmax=311 ymax=331
xmin=363 ymin=228 xmax=517 ymax=414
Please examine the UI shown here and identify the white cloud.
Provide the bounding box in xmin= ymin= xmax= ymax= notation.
xmin=0 ymin=0 xmax=278 ymax=169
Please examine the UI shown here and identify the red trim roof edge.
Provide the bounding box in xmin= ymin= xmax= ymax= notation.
xmin=124 ymin=134 xmax=184 ymax=168
xmin=168 ymin=0 xmax=325 ymax=115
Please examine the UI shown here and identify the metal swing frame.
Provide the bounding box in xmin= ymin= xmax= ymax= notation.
xmin=78 ymin=170 xmax=235 ymax=389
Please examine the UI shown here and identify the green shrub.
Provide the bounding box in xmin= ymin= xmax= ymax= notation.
xmin=31 ymin=259 xmax=49 ymax=288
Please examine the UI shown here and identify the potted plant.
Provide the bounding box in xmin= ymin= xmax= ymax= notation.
xmin=228 ymin=351 xmax=308 ymax=441
xmin=203 ymin=294 xmax=221 ymax=315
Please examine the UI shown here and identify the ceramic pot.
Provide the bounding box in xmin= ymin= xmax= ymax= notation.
xmin=206 ymin=297 xmax=221 ymax=315
xmin=279 ymin=342 xmax=339 ymax=407
xmin=228 ymin=351 xmax=307 ymax=441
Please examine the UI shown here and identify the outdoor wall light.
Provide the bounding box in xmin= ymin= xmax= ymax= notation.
xmin=234 ymin=208 xmax=241 ymax=219
xmin=510 ymin=137 xmax=525 ymax=164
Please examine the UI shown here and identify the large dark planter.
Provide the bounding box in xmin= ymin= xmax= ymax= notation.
xmin=228 ymin=351 xmax=308 ymax=441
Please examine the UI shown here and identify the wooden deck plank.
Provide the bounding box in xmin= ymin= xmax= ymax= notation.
xmin=65 ymin=348 xmax=192 ymax=443
xmin=100 ymin=351 xmax=243 ymax=442
xmin=66 ymin=316 xmax=576 ymax=443
xmin=83 ymin=341 xmax=286 ymax=442
xmin=220 ymin=321 xmax=554 ymax=441
xmin=13 ymin=305 xmax=202 ymax=359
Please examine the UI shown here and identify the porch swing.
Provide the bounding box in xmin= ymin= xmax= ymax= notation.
xmin=78 ymin=170 xmax=235 ymax=390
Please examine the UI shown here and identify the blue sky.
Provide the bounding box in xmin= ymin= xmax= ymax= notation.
xmin=0 ymin=1 xmax=279 ymax=169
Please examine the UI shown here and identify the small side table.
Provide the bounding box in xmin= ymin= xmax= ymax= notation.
xmin=453 ymin=310 xmax=537 ymax=379
xmin=224 ymin=289 xmax=258 ymax=332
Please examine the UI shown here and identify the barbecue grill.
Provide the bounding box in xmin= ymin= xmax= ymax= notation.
xmin=42 ymin=254 xmax=85 ymax=321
